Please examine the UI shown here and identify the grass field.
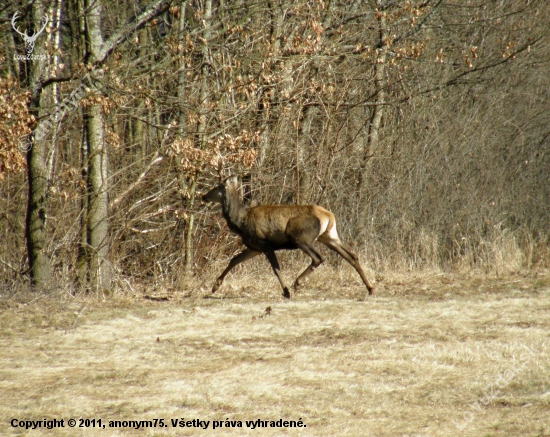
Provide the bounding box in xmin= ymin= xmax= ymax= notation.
xmin=1 ymin=269 xmax=549 ymax=436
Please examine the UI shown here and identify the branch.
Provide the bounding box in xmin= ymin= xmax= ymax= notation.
xmin=97 ymin=0 xmax=173 ymax=63
xmin=0 ymin=257 xmax=21 ymax=275
xmin=41 ymin=75 xmax=77 ymax=88
xmin=391 ymin=0 xmax=445 ymax=48
xmin=110 ymin=154 xmax=164 ymax=211
xmin=403 ymin=31 xmax=550 ymax=103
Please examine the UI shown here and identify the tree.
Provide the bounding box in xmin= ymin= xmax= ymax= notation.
xmin=76 ymin=0 xmax=173 ymax=293
xmin=24 ymin=1 xmax=53 ymax=290
xmin=1 ymin=0 xmax=549 ymax=294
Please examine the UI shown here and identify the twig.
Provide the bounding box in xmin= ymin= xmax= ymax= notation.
xmin=110 ymin=154 xmax=164 ymax=211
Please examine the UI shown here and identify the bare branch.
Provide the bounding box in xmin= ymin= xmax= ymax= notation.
xmin=96 ymin=0 xmax=173 ymax=63
xmin=110 ymin=154 xmax=164 ymax=211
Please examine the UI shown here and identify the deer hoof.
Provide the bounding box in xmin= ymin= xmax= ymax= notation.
xmin=212 ymin=279 xmax=223 ymax=293
xmin=282 ymin=288 xmax=291 ymax=299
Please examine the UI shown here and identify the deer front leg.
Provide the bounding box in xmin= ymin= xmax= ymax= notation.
xmin=212 ymin=249 xmax=261 ymax=293
xmin=265 ymin=251 xmax=291 ymax=299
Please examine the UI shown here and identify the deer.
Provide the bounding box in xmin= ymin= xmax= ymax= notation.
xmin=202 ymin=174 xmax=374 ymax=299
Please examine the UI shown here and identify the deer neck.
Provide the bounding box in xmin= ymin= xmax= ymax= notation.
xmin=221 ymin=189 xmax=247 ymax=232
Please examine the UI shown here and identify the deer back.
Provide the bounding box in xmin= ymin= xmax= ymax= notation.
xmin=240 ymin=204 xmax=335 ymax=248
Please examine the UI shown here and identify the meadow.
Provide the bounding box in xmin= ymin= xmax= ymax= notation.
xmin=1 ymin=267 xmax=549 ymax=436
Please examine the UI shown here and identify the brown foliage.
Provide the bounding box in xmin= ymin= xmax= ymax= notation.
xmin=0 ymin=76 xmax=33 ymax=179
xmin=1 ymin=0 xmax=549 ymax=292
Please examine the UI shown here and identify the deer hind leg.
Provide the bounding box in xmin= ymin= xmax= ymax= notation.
xmin=319 ymin=235 xmax=373 ymax=295
xmin=212 ymin=248 xmax=261 ymax=294
xmin=286 ymin=216 xmax=325 ymax=291
xmin=293 ymin=243 xmax=324 ymax=291
xmin=265 ymin=250 xmax=291 ymax=299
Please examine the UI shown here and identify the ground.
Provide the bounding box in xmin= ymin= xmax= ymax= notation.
xmin=1 ymin=270 xmax=549 ymax=436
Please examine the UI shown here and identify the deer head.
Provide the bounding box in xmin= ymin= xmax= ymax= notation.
xmin=202 ymin=157 xmax=240 ymax=204
xmin=202 ymin=175 xmax=239 ymax=204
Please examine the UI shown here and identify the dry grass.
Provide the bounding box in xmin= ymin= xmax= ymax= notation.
xmin=1 ymin=270 xmax=549 ymax=437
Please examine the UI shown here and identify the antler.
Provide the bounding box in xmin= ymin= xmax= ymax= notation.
xmin=11 ymin=11 xmax=26 ymax=38
xmin=216 ymin=156 xmax=224 ymax=182
xmin=208 ymin=154 xmax=225 ymax=182
xmin=33 ymin=14 xmax=49 ymax=40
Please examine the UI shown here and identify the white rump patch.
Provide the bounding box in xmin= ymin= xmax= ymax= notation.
xmin=318 ymin=218 xmax=330 ymax=236
xmin=317 ymin=217 xmax=340 ymax=243
xmin=327 ymin=222 xmax=339 ymax=241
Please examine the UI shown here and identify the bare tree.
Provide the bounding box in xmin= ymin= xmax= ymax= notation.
xmin=24 ymin=1 xmax=53 ymax=291
xmin=2 ymin=0 xmax=549 ymax=294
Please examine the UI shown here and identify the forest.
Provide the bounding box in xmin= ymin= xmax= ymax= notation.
xmin=1 ymin=0 xmax=549 ymax=294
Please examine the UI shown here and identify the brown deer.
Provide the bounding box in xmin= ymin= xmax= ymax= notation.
xmin=202 ymin=175 xmax=374 ymax=299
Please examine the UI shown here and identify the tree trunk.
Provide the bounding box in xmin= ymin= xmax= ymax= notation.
xmin=82 ymin=0 xmax=111 ymax=293
xmin=183 ymin=0 xmax=211 ymax=275
xmin=26 ymin=1 xmax=52 ymax=291
xmin=297 ymin=105 xmax=316 ymax=204
xmin=85 ymin=104 xmax=111 ymax=293
xmin=358 ymin=1 xmax=387 ymax=237
xmin=177 ymin=0 xmax=187 ymax=136
xmin=360 ymin=1 xmax=387 ymax=188
xmin=77 ymin=128 xmax=88 ymax=288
